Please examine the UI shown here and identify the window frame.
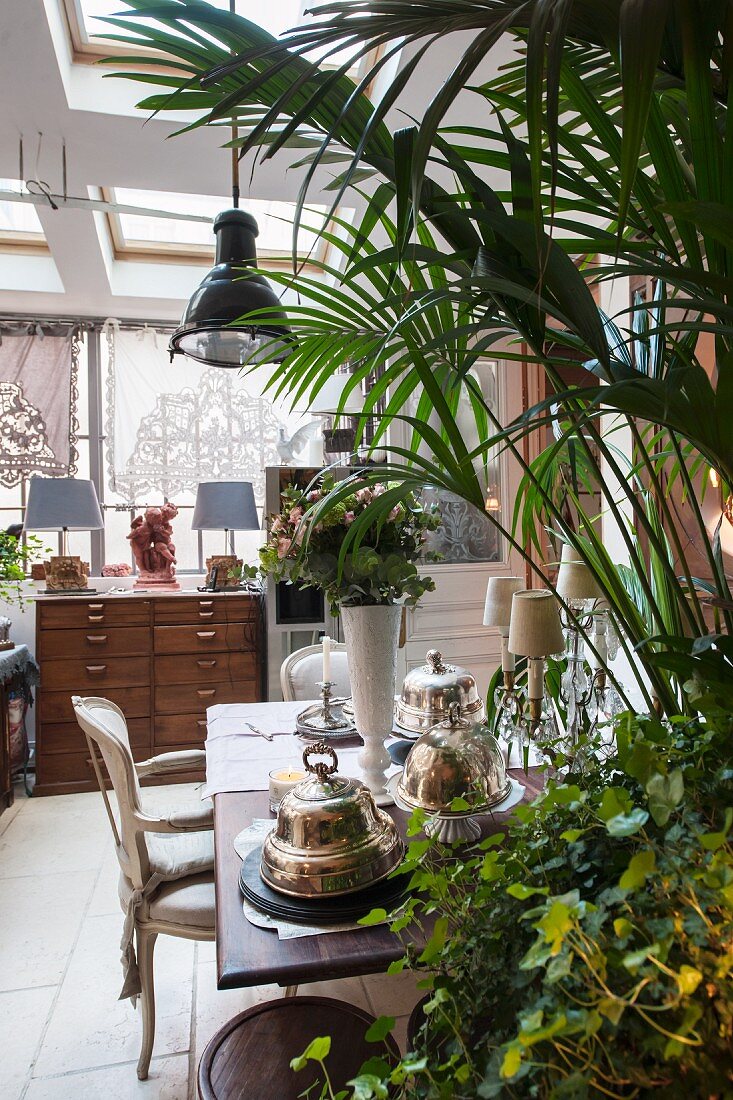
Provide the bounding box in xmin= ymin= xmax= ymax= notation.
xmin=102 ymin=187 xmax=338 ymax=269
xmin=60 ymin=0 xmax=384 ymax=82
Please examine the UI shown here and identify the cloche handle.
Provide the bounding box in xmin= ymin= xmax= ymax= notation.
xmin=303 ymin=741 xmax=338 ymax=779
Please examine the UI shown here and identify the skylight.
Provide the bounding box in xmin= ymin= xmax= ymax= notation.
xmin=0 ymin=180 xmax=46 ymax=246
xmin=77 ymin=1 xmax=304 ymax=43
xmin=107 ymin=187 xmax=334 ymax=263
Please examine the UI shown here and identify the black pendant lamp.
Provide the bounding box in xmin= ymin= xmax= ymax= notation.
xmin=169 ymin=2 xmax=291 ymax=369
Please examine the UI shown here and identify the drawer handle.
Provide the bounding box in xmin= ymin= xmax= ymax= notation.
xmin=86 ymin=665 xmax=107 ymax=674
xmin=196 ymin=631 xmax=216 ymax=639
xmin=86 ymin=635 xmax=108 ymax=644
xmin=198 ymin=611 xmax=215 ymax=618
xmin=199 ymin=600 xmax=214 ymax=608
xmin=88 ymin=603 xmax=104 ymax=610
xmin=88 ymin=615 xmax=105 ymax=623
xmin=197 ymin=689 xmax=217 ymax=697
xmin=197 ymin=659 xmax=217 ymax=668
xmin=197 ymin=719 xmax=208 ymax=727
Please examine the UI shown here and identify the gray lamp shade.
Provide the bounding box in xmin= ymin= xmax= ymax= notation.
xmin=24 ymin=477 xmax=104 ymax=531
xmin=191 ymin=481 xmax=260 ymax=531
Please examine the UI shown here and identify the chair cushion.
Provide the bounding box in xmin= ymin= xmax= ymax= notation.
xmin=119 ymin=870 xmax=215 ymax=931
xmin=147 ymin=827 xmax=214 ymax=879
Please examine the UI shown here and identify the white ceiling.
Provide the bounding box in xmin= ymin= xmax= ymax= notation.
xmin=0 ymin=0 xmax=515 ymax=322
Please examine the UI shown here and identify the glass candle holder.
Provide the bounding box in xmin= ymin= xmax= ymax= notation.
xmin=268 ymin=767 xmax=306 ymax=814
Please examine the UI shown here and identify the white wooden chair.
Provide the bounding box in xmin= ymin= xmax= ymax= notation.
xmin=72 ymin=695 xmax=215 ymax=1080
xmin=280 ymin=642 xmax=350 ymax=701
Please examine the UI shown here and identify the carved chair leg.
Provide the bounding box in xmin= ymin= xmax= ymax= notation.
xmin=136 ymin=927 xmax=158 ymax=1080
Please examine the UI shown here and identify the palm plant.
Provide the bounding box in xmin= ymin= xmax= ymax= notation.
xmin=100 ymin=0 xmax=733 ymax=715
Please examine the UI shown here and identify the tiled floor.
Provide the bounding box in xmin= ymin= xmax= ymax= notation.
xmin=0 ymin=783 xmax=422 ymax=1099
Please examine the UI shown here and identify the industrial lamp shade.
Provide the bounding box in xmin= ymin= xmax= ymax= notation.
xmin=24 ymin=477 xmax=104 ymax=532
xmin=483 ymin=576 xmax=523 ymax=631
xmin=508 ymin=589 xmax=565 ymax=658
xmin=191 ymin=481 xmax=260 ymax=532
xmin=169 ymin=210 xmax=291 ymax=368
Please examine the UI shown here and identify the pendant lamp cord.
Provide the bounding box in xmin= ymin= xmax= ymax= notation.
xmin=230 ymin=0 xmax=239 ymax=208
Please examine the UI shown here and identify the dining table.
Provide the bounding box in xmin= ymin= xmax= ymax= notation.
xmin=206 ymin=700 xmax=544 ymax=991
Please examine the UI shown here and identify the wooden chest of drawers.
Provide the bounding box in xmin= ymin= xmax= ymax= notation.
xmin=34 ymin=591 xmax=263 ymax=795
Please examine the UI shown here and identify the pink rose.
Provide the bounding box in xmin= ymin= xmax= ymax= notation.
xmin=355 ymin=487 xmax=372 ymax=505
xmin=344 ymin=511 xmax=356 ymax=525
xmin=372 ymin=483 xmax=386 ymax=497
xmin=289 ymin=506 xmax=304 ymax=524
xmin=271 ymin=515 xmax=284 ymax=534
xmin=276 ymin=537 xmax=293 ymax=560
xmin=388 ymin=505 xmax=402 ymax=522
xmin=307 ymin=490 xmax=322 ymax=503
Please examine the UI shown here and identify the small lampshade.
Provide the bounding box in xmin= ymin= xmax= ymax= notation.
xmin=309 ymin=374 xmax=363 ymax=416
xmin=483 ymin=576 xmax=523 ymax=630
xmin=191 ymin=481 xmax=260 ymax=532
xmin=508 ymin=589 xmax=565 ymax=658
xmin=556 ymin=544 xmax=603 ymax=602
xmin=24 ymin=477 xmax=104 ymax=531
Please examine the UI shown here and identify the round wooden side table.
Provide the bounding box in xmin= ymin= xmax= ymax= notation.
xmin=198 ymin=995 xmax=401 ymax=1100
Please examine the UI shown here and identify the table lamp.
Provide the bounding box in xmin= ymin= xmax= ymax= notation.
xmin=24 ymin=477 xmax=104 ymax=593
xmin=483 ymin=576 xmax=524 ymax=687
xmin=191 ymin=481 xmax=260 ymax=590
xmin=508 ymin=589 xmax=564 ymax=738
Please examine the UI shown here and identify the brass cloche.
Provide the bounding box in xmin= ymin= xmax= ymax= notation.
xmin=397 ymin=702 xmax=510 ymax=817
xmin=261 ymin=742 xmax=403 ymax=898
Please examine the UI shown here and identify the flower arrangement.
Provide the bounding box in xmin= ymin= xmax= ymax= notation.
xmin=259 ymin=475 xmax=441 ymax=614
xmin=0 ymin=531 xmax=47 ymax=607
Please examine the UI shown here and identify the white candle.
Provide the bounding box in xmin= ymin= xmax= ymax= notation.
xmin=500 ymin=632 xmax=515 ymax=673
xmin=268 ymin=767 xmax=306 ymax=813
xmin=527 ymin=657 xmax=545 ymax=700
xmin=322 ymin=634 xmax=331 ymax=681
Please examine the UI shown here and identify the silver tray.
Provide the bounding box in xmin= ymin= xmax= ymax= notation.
xmin=295 ymin=699 xmax=358 ymax=741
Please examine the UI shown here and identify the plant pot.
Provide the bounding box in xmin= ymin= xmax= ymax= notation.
xmin=340 ymin=603 xmax=401 ymax=806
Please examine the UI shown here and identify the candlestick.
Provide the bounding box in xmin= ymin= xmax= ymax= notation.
xmin=321 ymin=634 xmax=331 ymax=682
xmin=500 ymin=632 xmax=515 ymax=673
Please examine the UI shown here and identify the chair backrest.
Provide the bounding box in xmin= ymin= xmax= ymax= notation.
xmin=72 ymin=695 xmax=151 ymax=888
xmin=280 ymin=643 xmax=350 ymax=701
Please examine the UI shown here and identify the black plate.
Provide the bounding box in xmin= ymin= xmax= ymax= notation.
xmin=388 ymin=739 xmax=413 ymax=767
xmin=239 ymin=846 xmax=408 ymax=924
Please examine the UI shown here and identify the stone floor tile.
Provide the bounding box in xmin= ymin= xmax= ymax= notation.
xmin=25 ymin=1053 xmax=190 ymax=1100
xmin=360 ymin=969 xmax=424 ymax=1018
xmin=33 ymin=914 xmax=195 ymax=1077
xmin=0 ymin=870 xmax=95 ymax=991
xmin=0 ymin=985 xmax=58 ymax=1100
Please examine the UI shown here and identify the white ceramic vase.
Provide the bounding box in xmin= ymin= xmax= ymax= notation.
xmin=340 ymin=603 xmax=401 ymax=806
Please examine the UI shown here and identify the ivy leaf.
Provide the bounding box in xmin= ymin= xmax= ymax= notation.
xmin=598 ymin=787 xmax=632 ymax=822
xmin=365 ymin=1016 xmax=396 ymax=1043
xmin=619 ymin=848 xmax=656 ymax=890
xmin=506 ymin=883 xmax=549 ymax=900
xmin=613 ymin=918 xmax=634 ymax=940
xmin=291 ymin=1035 xmax=331 ymax=1071
xmin=598 ymin=997 xmax=625 ymax=1025
xmin=646 ymin=769 xmax=684 ymax=826
xmin=500 ymin=1045 xmax=522 ymax=1079
xmin=358 ymin=907 xmax=387 ymax=927
xmin=605 ymin=808 xmax=649 ymax=836
xmin=675 ymin=965 xmax=703 ymax=995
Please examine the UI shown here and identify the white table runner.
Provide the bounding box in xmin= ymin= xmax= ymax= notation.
xmin=203 ymin=700 xmax=400 ymax=799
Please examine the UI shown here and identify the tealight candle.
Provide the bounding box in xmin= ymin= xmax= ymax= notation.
xmin=268 ymin=767 xmax=306 ymax=814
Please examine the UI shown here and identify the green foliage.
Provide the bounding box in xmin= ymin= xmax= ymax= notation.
xmin=0 ymin=532 xmax=47 ymax=607
xmin=257 ymin=474 xmax=440 ymax=614
xmin=360 ymin=680 xmax=733 ymax=1098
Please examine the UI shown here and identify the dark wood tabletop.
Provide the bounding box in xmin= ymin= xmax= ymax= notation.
xmin=214 ymin=768 xmax=544 ymax=991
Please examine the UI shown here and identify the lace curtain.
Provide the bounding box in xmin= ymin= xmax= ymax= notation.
xmin=0 ymin=322 xmax=79 ymax=487
xmin=104 ymin=325 xmax=303 ymax=505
